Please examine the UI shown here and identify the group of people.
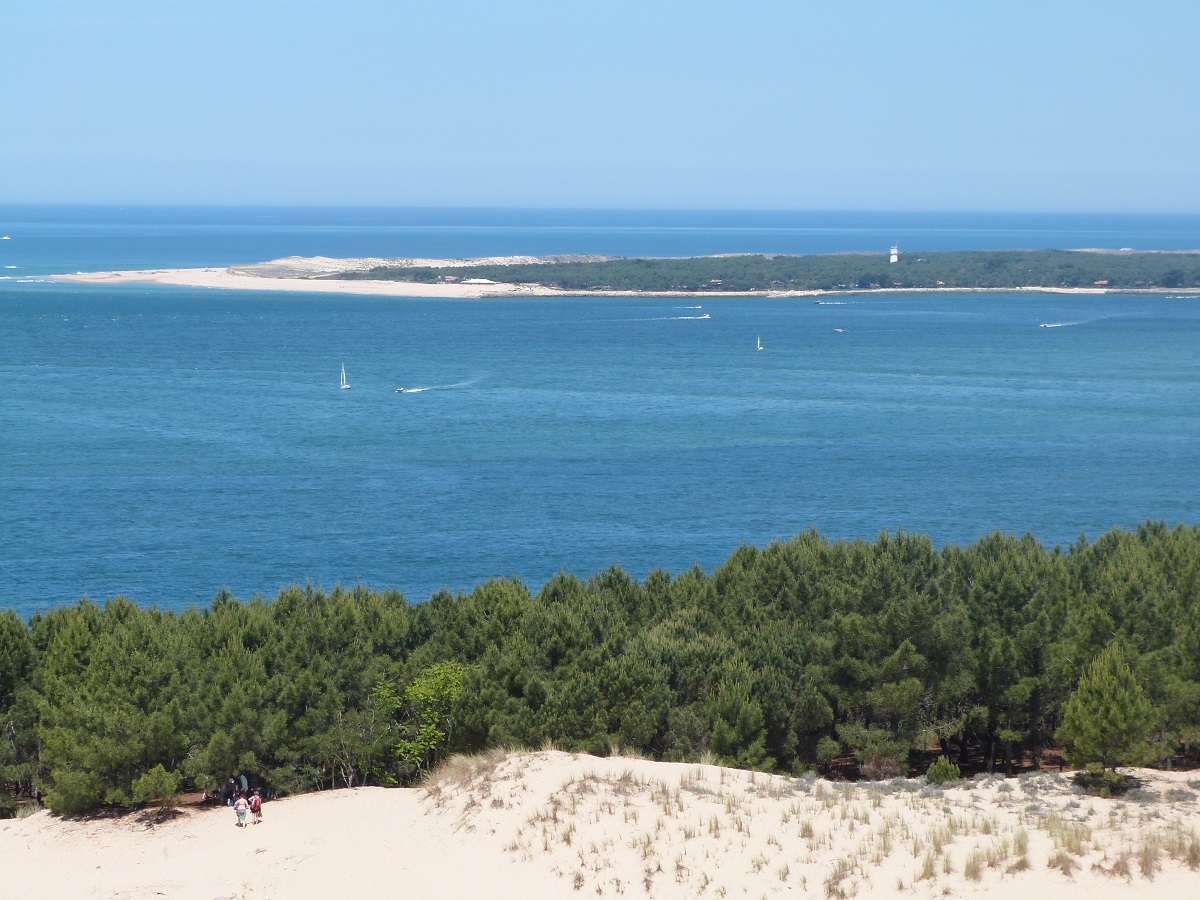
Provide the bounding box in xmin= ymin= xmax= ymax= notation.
xmin=218 ymin=776 xmax=264 ymax=828
xmin=233 ymin=789 xmax=263 ymax=827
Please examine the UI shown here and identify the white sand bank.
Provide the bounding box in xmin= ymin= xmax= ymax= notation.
xmin=3 ymin=751 xmax=1198 ymax=899
xmin=52 ymin=266 xmax=538 ymax=298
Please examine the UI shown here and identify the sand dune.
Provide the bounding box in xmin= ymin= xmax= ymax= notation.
xmin=3 ymin=750 xmax=1199 ymax=899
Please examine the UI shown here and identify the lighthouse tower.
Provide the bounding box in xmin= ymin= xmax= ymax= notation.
xmin=889 ymin=245 xmax=899 ymax=264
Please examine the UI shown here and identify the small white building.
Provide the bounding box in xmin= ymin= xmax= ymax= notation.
xmin=889 ymin=245 xmax=899 ymax=264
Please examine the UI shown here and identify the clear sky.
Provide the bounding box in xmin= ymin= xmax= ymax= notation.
xmin=4 ymin=0 xmax=1198 ymax=211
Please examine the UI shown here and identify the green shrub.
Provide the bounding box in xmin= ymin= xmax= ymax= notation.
xmin=925 ymin=756 xmax=962 ymax=785
xmin=1071 ymin=767 xmax=1136 ymax=797
xmin=131 ymin=764 xmax=182 ymax=808
xmin=815 ymin=736 xmax=841 ymax=769
xmin=45 ymin=769 xmax=104 ymax=815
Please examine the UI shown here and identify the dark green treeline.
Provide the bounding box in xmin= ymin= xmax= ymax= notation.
xmin=345 ymin=250 xmax=1200 ymax=292
xmin=2 ymin=521 xmax=1199 ymax=814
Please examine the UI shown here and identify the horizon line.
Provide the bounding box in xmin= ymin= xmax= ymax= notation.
xmin=3 ymin=203 xmax=1200 ymax=217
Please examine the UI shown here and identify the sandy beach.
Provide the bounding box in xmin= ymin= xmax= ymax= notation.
xmin=3 ymin=750 xmax=1198 ymax=899
xmin=51 ymin=264 xmax=540 ymax=299
xmin=50 ymin=256 xmax=1197 ymax=300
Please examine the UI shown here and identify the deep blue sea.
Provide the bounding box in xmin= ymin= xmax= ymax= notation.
xmin=2 ymin=207 xmax=1199 ymax=618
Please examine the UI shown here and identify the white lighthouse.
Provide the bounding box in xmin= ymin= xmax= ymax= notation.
xmin=889 ymin=245 xmax=899 ymax=264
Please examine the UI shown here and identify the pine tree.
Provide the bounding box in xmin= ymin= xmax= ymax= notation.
xmin=1058 ymin=643 xmax=1153 ymax=770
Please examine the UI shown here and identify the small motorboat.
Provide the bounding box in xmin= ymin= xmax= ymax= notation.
xmin=395 ymin=387 xmax=406 ymax=393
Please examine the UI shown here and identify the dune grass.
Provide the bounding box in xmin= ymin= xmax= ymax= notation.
xmin=420 ymin=750 xmax=1200 ymax=897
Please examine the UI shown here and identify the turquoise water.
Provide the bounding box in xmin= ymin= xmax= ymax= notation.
xmin=2 ymin=209 xmax=1199 ymax=615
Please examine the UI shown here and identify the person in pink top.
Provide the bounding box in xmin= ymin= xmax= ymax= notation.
xmin=233 ymin=793 xmax=249 ymax=827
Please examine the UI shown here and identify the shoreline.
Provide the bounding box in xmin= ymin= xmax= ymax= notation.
xmin=49 ymin=258 xmax=1200 ymax=299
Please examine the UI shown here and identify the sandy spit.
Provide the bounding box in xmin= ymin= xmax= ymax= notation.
xmin=49 ymin=266 xmax=536 ymax=298
xmin=3 ymin=750 xmax=1199 ymax=899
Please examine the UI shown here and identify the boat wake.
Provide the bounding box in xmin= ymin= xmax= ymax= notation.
xmin=396 ymin=379 xmax=475 ymax=394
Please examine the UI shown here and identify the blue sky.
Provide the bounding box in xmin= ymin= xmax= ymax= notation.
xmin=4 ymin=0 xmax=1198 ymax=211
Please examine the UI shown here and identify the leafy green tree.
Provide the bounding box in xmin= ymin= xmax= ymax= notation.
xmin=1058 ymin=643 xmax=1153 ymax=770
xmin=376 ymin=661 xmax=466 ymax=780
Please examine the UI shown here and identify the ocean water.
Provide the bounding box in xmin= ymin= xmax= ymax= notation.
xmin=2 ymin=208 xmax=1199 ymax=617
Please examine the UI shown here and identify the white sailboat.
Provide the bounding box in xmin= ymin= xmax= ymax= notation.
xmin=756 ymin=335 xmax=764 ymax=351
xmin=340 ymin=362 xmax=351 ymax=390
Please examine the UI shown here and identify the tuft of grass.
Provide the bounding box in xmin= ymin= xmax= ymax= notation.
xmin=985 ymin=837 xmax=1011 ymax=868
xmin=964 ymin=850 xmax=985 ymax=882
xmin=673 ymin=853 xmax=690 ymax=883
xmin=1137 ymin=835 xmax=1161 ymax=880
xmin=1091 ymin=851 xmax=1133 ymax=881
xmin=824 ymin=857 xmax=854 ymax=898
xmin=1045 ymin=810 xmax=1091 ymax=855
xmin=1006 ymin=855 xmax=1030 ymax=874
xmin=1047 ymin=850 xmax=1078 ymax=877
xmin=424 ymin=747 xmax=509 ymax=795
xmin=1161 ymin=819 xmax=1200 ymax=869
xmin=917 ymin=851 xmax=937 ymax=882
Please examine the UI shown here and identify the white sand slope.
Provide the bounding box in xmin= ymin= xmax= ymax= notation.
xmin=2 ymin=751 xmax=1198 ymax=899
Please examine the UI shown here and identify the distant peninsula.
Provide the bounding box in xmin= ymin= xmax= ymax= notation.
xmin=55 ymin=249 xmax=1200 ymax=298
xmin=337 ymin=248 xmax=1200 ymax=293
